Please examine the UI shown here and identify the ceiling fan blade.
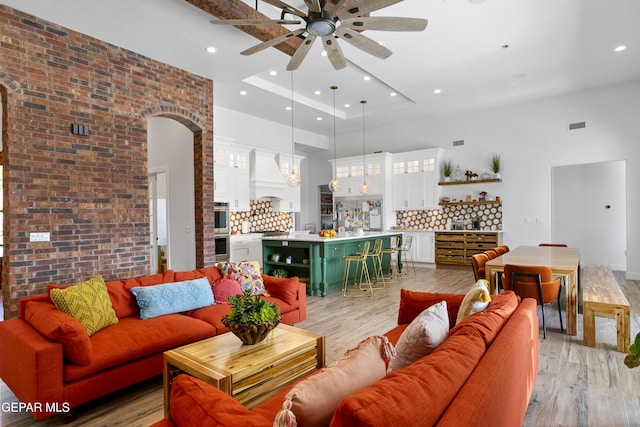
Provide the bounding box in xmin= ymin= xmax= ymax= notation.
xmin=337 ymin=0 xmax=403 ymax=18
xmin=241 ymin=29 xmax=305 ymax=56
xmin=342 ymin=17 xmax=428 ymax=32
xmin=303 ymin=0 xmax=321 ymax=13
xmin=336 ymin=27 xmax=392 ymax=59
xmin=210 ymin=19 xmax=301 ymax=25
xmin=261 ymin=0 xmax=307 ymax=18
xmin=287 ymin=35 xmax=317 ymax=70
xmin=324 ymin=0 xmax=349 ymax=14
xmin=322 ymin=36 xmax=347 ymax=70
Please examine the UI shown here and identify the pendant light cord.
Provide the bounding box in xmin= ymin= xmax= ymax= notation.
xmin=291 ymin=71 xmax=294 ymax=169
xmin=332 ymin=86 xmax=337 ymax=176
xmin=361 ymin=100 xmax=367 ymax=182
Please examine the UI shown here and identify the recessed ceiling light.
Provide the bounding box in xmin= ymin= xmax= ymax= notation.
xmin=363 ymin=75 xmax=371 ymax=81
xmin=316 ymin=117 xmax=323 ymax=121
xmin=240 ymin=90 xmax=247 ymax=96
xmin=314 ymin=90 xmax=321 ymax=95
xmin=269 ymin=70 xmax=278 ymax=76
xmin=285 ymin=106 xmax=292 ymax=110
xmin=434 ymin=89 xmax=442 ymax=94
xmin=378 ymin=41 xmax=386 ymax=46
xmin=344 ymin=103 xmax=351 ymax=108
xmin=205 ymin=46 xmax=217 ymax=53
xmin=390 ymin=92 xmax=397 ymax=97
xmin=615 ymin=45 xmax=627 ymax=52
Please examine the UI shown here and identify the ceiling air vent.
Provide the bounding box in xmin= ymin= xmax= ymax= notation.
xmin=452 ymin=140 xmax=464 ymax=147
xmin=568 ymin=121 xmax=586 ymax=130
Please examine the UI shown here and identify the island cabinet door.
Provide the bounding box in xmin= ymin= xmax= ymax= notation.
xmin=324 ymin=243 xmax=346 ymax=288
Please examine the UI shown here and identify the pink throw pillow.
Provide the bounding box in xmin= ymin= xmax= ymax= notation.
xmin=212 ymin=277 xmax=243 ymax=304
xmin=387 ymin=300 xmax=449 ymax=372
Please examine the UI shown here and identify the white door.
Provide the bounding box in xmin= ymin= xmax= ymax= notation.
xmin=149 ymin=172 xmax=168 ymax=274
xmin=551 ymin=160 xmax=626 ymax=269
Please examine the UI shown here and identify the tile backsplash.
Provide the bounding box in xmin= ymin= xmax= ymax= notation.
xmin=396 ymin=202 xmax=502 ymax=230
xmin=229 ymin=200 xmax=292 ymax=233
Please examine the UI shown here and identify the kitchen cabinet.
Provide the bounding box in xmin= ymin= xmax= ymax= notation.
xmin=230 ymin=237 xmax=262 ymax=265
xmin=273 ymin=153 xmax=304 ymax=212
xmin=329 ymin=153 xmax=390 ymax=198
xmin=214 ymin=140 xmax=230 ymax=202
xmin=392 ymin=149 xmax=443 ymax=210
xmin=434 ymin=231 xmax=502 ymax=267
xmin=228 ymin=146 xmax=251 ymax=211
xmin=319 ymin=185 xmax=334 ymax=230
xmin=404 ymin=231 xmax=435 ymax=263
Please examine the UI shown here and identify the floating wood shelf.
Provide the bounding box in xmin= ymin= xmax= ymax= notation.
xmin=438 ymin=178 xmax=502 ymax=186
xmin=439 ymin=200 xmax=502 ymax=206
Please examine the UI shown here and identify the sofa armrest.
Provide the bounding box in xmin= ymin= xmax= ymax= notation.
xmin=168 ymin=374 xmax=271 ymax=427
xmin=297 ymin=280 xmax=307 ymax=321
xmin=0 ymin=318 xmax=64 ymax=419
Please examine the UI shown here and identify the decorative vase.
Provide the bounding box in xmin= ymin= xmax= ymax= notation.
xmin=444 ymin=176 xmax=451 ymax=182
xmin=222 ymin=315 xmax=282 ymax=345
xmin=624 ymin=354 xmax=640 ymax=369
xmin=494 ymin=172 xmax=501 ymax=179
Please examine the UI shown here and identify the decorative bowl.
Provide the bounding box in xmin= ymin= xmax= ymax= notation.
xmin=222 ymin=316 xmax=282 ymax=345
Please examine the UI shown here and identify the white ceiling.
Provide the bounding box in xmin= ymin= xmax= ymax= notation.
xmin=4 ymin=0 xmax=640 ymax=149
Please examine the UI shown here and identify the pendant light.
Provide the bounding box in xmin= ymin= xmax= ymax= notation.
xmin=328 ymin=85 xmax=341 ymax=193
xmin=286 ymin=71 xmax=301 ymax=188
xmin=359 ymin=99 xmax=369 ymax=195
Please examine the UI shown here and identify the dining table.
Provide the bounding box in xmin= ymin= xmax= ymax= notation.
xmin=484 ymin=245 xmax=581 ymax=336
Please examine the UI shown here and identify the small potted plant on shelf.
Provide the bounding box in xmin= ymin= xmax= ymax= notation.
xmin=490 ymin=154 xmax=501 ymax=179
xmin=442 ymin=160 xmax=452 ymax=182
xmin=221 ymin=289 xmax=282 ymax=345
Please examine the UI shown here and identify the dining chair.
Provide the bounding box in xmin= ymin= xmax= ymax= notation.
xmin=342 ymin=240 xmax=373 ymax=298
xmin=485 ymin=249 xmax=498 ymax=260
xmin=494 ymin=246 xmax=508 ymax=256
xmin=471 ymin=253 xmax=489 ymax=282
xmin=502 ymin=264 xmax=564 ymax=338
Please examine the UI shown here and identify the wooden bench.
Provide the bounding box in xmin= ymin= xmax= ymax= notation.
xmin=582 ymin=264 xmax=630 ymax=352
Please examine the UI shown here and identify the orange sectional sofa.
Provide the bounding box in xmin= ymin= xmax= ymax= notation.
xmin=0 ymin=266 xmax=306 ymax=421
xmin=153 ymin=289 xmax=539 ymax=427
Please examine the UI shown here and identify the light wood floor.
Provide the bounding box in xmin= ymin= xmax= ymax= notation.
xmin=1 ymin=266 xmax=639 ymax=426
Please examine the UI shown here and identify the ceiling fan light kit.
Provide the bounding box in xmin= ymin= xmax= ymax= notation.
xmin=211 ymin=0 xmax=428 ymax=70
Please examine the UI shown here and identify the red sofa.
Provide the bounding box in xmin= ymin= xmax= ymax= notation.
xmin=153 ymin=290 xmax=539 ymax=427
xmin=0 ymin=266 xmax=306 ymax=421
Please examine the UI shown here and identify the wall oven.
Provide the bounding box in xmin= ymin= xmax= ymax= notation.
xmin=214 ymin=234 xmax=230 ymax=262
xmin=214 ymin=202 xmax=229 ymax=234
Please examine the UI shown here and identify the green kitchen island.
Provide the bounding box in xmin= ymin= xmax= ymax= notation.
xmin=262 ymin=232 xmax=403 ymax=297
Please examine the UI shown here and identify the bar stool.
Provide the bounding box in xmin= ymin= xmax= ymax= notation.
xmin=380 ymin=236 xmax=400 ymax=284
xmin=342 ymin=240 xmax=373 ymax=297
xmin=399 ymin=235 xmax=415 ymax=279
xmin=364 ymin=238 xmax=386 ymax=289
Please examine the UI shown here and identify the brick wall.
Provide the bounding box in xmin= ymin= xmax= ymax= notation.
xmin=0 ymin=6 xmax=215 ymax=318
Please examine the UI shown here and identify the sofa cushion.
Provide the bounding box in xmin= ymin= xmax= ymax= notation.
xmin=185 ymin=303 xmax=232 ymax=333
xmin=218 ymin=261 xmax=267 ymax=295
xmin=333 ymin=327 xmax=486 ymax=427
xmin=170 ymin=374 xmax=272 ymax=427
xmin=450 ymin=291 xmax=519 ymax=347
xmin=262 ymin=275 xmax=299 ymax=305
xmin=387 ymin=300 xmax=449 ymax=372
xmin=104 ymin=280 xmax=138 ymax=319
xmin=275 ymin=336 xmax=394 ymax=427
xmin=64 ymin=314 xmax=215 ymax=382
xmin=131 ymin=278 xmax=214 ymax=320
xmin=212 ymin=277 xmax=243 ymax=304
xmin=397 ymin=289 xmax=465 ymax=328
xmin=456 ymin=279 xmax=492 ymax=325
xmin=50 ymin=274 xmax=119 ymax=336
xmin=24 ymin=301 xmax=93 ymax=365
xmin=196 ymin=265 xmax=224 ymax=285
xmin=174 ymin=270 xmax=205 ymax=282
xmin=136 ymin=270 xmax=176 ymax=287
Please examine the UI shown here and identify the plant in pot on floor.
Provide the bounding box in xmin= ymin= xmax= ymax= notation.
xmin=624 ymin=332 xmax=640 ymax=368
xmin=222 ymin=289 xmax=282 ymax=345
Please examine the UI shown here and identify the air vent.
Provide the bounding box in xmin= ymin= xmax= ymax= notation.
xmin=452 ymin=140 xmax=464 ymax=147
xmin=568 ymin=121 xmax=586 ymax=130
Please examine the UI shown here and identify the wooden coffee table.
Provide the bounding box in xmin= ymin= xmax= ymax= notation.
xmin=163 ymin=324 xmax=325 ymax=417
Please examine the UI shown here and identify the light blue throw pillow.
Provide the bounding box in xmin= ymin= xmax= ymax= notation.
xmin=131 ymin=277 xmax=215 ymax=320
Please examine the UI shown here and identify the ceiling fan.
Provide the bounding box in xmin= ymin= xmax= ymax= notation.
xmin=210 ymin=0 xmax=428 ymax=70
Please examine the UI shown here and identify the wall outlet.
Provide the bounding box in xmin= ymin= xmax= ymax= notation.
xmin=30 ymin=232 xmax=50 ymax=242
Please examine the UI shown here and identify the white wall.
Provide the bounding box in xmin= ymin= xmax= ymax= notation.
xmin=147 ymin=117 xmax=196 ymax=272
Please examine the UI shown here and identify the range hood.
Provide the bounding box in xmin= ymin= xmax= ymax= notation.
xmin=250 ymin=148 xmax=287 ymax=200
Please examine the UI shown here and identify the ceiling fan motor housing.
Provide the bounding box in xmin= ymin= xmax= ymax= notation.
xmin=307 ymin=11 xmax=338 ymax=37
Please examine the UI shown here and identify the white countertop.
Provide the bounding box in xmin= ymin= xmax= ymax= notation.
xmin=261 ymin=231 xmax=402 ymax=243
xmin=390 ymin=229 xmax=503 ymax=233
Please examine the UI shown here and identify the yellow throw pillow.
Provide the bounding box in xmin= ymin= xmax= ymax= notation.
xmin=455 ymin=279 xmax=492 ymax=325
xmin=50 ymin=274 xmax=119 ymax=336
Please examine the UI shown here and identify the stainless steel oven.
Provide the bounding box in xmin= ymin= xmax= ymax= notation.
xmin=214 ymin=234 xmax=230 ymax=261
xmin=214 ymin=202 xmax=229 ymax=234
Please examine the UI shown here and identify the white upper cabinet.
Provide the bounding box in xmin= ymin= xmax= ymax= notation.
xmin=228 ymin=145 xmax=251 ymax=211
xmin=274 ymin=153 xmax=304 ymax=212
xmin=392 ymin=149 xmax=443 ymax=210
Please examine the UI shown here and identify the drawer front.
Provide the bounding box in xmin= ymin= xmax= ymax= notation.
xmin=435 ymin=248 xmax=465 ymax=257
xmin=436 ymin=254 xmax=466 ymax=264
xmin=466 ymin=242 xmax=495 ymax=251
xmin=465 ymin=234 xmax=499 ymax=243
xmin=435 ymin=233 xmax=466 ymax=242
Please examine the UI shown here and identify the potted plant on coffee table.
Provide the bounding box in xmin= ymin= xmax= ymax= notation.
xmin=624 ymin=332 xmax=640 ymax=368
xmin=222 ymin=289 xmax=282 ymax=345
